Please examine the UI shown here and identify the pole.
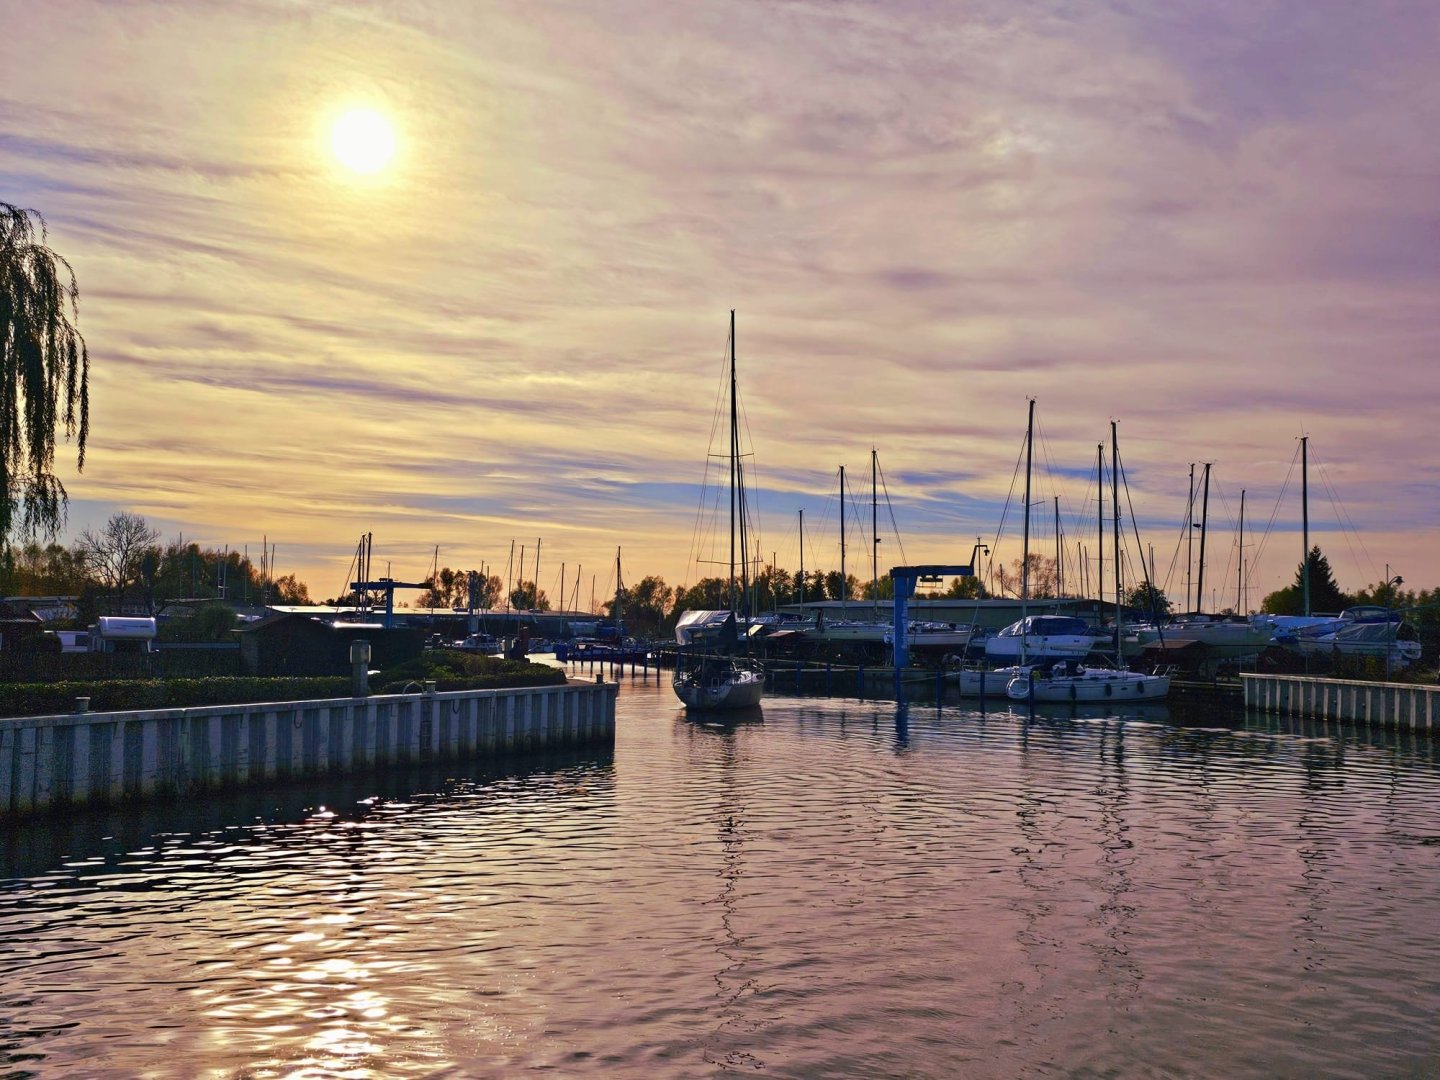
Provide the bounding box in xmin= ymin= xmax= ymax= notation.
xmin=1111 ymin=421 xmax=1120 ymax=656
xmin=1196 ymin=463 xmax=1211 ymax=615
xmin=1302 ymin=435 xmax=1311 ymax=617
xmin=872 ymin=448 xmax=879 ymax=610
xmin=1237 ymin=490 xmax=1245 ymax=614
xmin=839 ymin=464 xmax=847 ymax=610
xmin=1096 ymin=443 xmax=1104 ymax=606
xmin=799 ymin=509 xmax=805 ymax=607
xmin=1186 ymin=463 xmax=1195 ymax=613
xmin=729 ymin=310 xmax=737 ymax=615
xmin=1054 ymin=495 xmax=1062 ymax=598
xmin=1021 ymin=399 xmax=1034 ymax=662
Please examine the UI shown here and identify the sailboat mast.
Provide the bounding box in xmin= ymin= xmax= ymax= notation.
xmin=614 ymin=547 xmax=623 ymax=631
xmin=1186 ymin=463 xmax=1195 ymax=613
xmin=871 ymin=448 xmax=879 ymax=609
xmin=839 ymin=464 xmax=846 ymax=610
xmin=1112 ymin=420 xmax=1121 ymax=655
xmin=798 ymin=509 xmax=805 ymax=607
xmin=1196 ymin=462 xmax=1211 ymax=614
xmin=1301 ymin=435 xmax=1310 ymax=617
xmin=729 ymin=311 xmax=738 ymax=615
xmin=1054 ymin=496 xmax=1062 ymax=598
xmin=1096 ymin=444 xmax=1104 ymax=606
xmin=1022 ymin=400 xmax=1034 ymax=604
xmin=1237 ymin=489 xmax=1246 ymax=614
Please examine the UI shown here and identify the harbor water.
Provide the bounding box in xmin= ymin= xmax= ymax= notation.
xmin=3 ymin=670 xmax=1440 ymax=1078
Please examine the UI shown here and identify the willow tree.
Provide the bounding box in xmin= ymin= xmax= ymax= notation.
xmin=1 ymin=202 xmax=89 ymax=546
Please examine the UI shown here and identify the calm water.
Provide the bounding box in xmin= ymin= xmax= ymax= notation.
xmin=4 ymin=675 xmax=1440 ymax=1079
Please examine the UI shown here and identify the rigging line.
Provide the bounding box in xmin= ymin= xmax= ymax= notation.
xmin=1116 ymin=450 xmax=1155 ymax=591
xmin=1248 ymin=442 xmax=1301 ymax=586
xmin=988 ymin=418 xmax=1031 ymax=590
xmin=1314 ymin=449 xmax=1381 ymax=585
xmin=876 ymin=457 xmax=909 ymax=567
xmin=1207 ymin=479 xmax=1240 ymax=604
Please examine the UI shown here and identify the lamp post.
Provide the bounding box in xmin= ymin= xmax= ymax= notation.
xmin=1384 ymin=570 xmax=1403 ymax=680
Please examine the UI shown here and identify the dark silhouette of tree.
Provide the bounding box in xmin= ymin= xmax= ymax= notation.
xmin=1125 ymin=582 xmax=1172 ymax=619
xmin=1261 ymin=546 xmax=1352 ymax=615
xmin=941 ymin=576 xmax=988 ymax=599
xmin=1 ymin=203 xmax=89 ymax=545
xmin=509 ymin=580 xmax=549 ymax=611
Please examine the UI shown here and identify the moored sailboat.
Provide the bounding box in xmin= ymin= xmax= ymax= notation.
xmin=673 ymin=311 xmax=766 ymax=712
xmin=1010 ymin=420 xmax=1169 ymax=702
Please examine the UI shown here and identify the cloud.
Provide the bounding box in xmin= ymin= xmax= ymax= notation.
xmin=3 ymin=0 xmax=1436 ymax=602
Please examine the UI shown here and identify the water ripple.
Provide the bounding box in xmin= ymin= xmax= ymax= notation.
xmin=3 ymin=682 xmax=1440 ymax=1076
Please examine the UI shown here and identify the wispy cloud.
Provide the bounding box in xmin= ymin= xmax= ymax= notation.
xmin=4 ymin=0 xmax=1437 ymax=604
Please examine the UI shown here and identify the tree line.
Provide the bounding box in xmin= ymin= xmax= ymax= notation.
xmin=1 ymin=510 xmax=311 ymax=614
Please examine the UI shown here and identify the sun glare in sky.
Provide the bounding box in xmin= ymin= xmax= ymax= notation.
xmin=330 ymin=109 xmax=396 ymax=174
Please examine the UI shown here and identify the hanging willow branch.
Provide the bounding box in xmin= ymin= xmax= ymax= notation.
xmin=0 ymin=201 xmax=89 ymax=544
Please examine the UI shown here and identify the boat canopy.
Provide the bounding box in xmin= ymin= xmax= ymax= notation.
xmin=995 ymin=615 xmax=1090 ymax=638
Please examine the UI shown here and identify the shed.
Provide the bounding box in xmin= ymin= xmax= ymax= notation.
xmin=234 ymin=613 xmax=422 ymax=676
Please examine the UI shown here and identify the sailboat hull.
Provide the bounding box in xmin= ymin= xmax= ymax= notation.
xmin=673 ymin=659 xmax=766 ymax=710
xmin=1006 ymin=669 xmax=1170 ymax=703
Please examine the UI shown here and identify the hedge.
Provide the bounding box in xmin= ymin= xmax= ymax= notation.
xmin=0 ymin=656 xmax=567 ymax=719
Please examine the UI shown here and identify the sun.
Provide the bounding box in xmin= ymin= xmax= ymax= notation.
xmin=331 ymin=109 xmax=396 ymax=175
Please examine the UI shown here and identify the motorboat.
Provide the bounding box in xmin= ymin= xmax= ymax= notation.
xmin=984 ymin=615 xmax=1098 ymax=661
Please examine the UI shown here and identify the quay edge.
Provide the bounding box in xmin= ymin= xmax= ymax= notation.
xmin=0 ymin=679 xmax=617 ymax=819
xmin=1242 ymin=673 xmax=1440 ymax=732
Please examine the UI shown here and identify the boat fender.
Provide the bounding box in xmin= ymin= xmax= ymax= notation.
xmin=1069 ymin=683 xmax=1077 ymax=701
xmin=1105 ymin=683 xmax=1112 ymax=697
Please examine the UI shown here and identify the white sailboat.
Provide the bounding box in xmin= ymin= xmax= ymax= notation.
xmin=956 ymin=399 xmax=1045 ymax=696
xmin=673 ymin=311 xmax=766 ymax=711
xmin=1010 ymin=421 xmax=1169 ymax=703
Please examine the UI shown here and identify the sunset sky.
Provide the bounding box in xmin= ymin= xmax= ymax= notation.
xmin=5 ymin=0 xmax=1437 ymax=610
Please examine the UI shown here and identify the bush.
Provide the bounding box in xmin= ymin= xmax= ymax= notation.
xmin=372 ymin=652 xmax=566 ymax=693
xmin=0 ymin=677 xmax=351 ymax=718
xmin=0 ymin=657 xmax=565 ymax=718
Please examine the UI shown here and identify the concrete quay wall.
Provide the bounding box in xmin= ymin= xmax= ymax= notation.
xmin=1242 ymin=674 xmax=1439 ymax=732
xmin=0 ymin=680 xmax=617 ymax=818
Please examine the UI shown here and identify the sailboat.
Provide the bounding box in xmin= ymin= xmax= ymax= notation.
xmin=956 ymin=399 xmax=1052 ymax=695
xmin=673 ymin=312 xmax=766 ymax=711
xmin=1008 ymin=421 xmax=1170 ymax=703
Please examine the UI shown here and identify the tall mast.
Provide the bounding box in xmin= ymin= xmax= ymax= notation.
xmin=839 ymin=464 xmax=847 ymax=612
xmin=1237 ymin=490 xmax=1246 ymax=614
xmin=1196 ymin=463 xmax=1211 ymax=614
xmin=1021 ymin=399 xmax=1034 ymax=660
xmin=1096 ymin=444 xmax=1104 ymax=607
xmin=798 ymin=509 xmax=805 ymax=607
xmin=1054 ymin=496 xmax=1062 ymax=598
xmin=1301 ymin=435 xmax=1310 ymax=616
xmin=729 ymin=310 xmax=738 ymax=615
xmin=1186 ymin=463 xmax=1195 ymax=612
xmin=615 ymin=547 xmax=623 ymax=631
xmin=871 ymin=448 xmax=879 ymax=611
xmin=1111 ymin=420 xmax=1121 ymax=655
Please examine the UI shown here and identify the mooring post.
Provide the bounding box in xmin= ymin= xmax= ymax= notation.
xmin=350 ymin=640 xmax=372 ymax=697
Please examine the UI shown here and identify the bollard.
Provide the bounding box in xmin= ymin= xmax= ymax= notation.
xmin=74 ymin=696 xmax=90 ymax=714
xmin=350 ymin=640 xmax=372 ymax=697
xmin=595 ymin=672 xmax=604 ymax=684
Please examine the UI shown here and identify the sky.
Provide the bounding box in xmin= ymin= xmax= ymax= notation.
xmin=3 ymin=0 xmax=1438 ymax=612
